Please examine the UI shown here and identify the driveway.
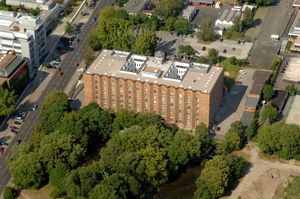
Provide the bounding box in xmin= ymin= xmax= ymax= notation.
xmin=248 ymin=0 xmax=294 ymax=68
xmin=214 ymin=69 xmax=255 ymax=136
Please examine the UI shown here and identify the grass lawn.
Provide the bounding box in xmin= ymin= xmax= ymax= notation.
xmin=282 ymin=176 xmax=300 ymax=199
xmin=245 ymin=7 xmax=270 ymax=38
xmin=220 ymin=58 xmax=240 ymax=78
xmin=18 ymin=184 xmax=53 ymax=199
xmin=285 ymin=40 xmax=293 ymax=52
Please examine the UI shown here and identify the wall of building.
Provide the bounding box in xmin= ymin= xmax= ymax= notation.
xmin=83 ymin=73 xmax=222 ymax=129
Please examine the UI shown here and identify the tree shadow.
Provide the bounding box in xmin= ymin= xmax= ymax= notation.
xmin=250 ymin=18 xmax=262 ymax=29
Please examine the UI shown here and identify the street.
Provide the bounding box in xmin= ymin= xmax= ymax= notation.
xmin=0 ymin=0 xmax=111 ymax=194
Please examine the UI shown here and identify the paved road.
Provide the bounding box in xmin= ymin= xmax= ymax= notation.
xmin=248 ymin=0 xmax=294 ymax=68
xmin=0 ymin=0 xmax=111 ymax=194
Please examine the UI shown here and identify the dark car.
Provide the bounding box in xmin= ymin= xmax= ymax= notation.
xmin=16 ymin=139 xmax=22 ymax=145
xmin=14 ymin=120 xmax=22 ymax=125
xmin=92 ymin=17 xmax=97 ymax=22
xmin=82 ymin=12 xmax=89 ymax=16
xmin=31 ymin=104 xmax=38 ymax=111
xmin=10 ymin=126 xmax=19 ymax=131
xmin=11 ymin=129 xmax=18 ymax=134
xmin=202 ymin=46 xmax=206 ymax=51
xmin=0 ymin=146 xmax=5 ymax=154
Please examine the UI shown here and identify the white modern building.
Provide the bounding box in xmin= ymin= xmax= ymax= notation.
xmin=215 ymin=9 xmax=241 ymax=35
xmin=0 ymin=11 xmax=47 ymax=77
xmin=6 ymin=0 xmax=55 ymax=10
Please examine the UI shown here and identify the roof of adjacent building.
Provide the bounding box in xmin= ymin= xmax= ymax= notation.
xmin=241 ymin=111 xmax=254 ymax=127
xmin=289 ymin=11 xmax=300 ymax=36
xmin=0 ymin=51 xmax=24 ymax=78
xmin=124 ymin=0 xmax=149 ymax=14
xmin=244 ymin=96 xmax=259 ymax=108
xmin=282 ymin=58 xmax=300 ymax=82
xmin=0 ymin=11 xmax=43 ymax=35
xmin=271 ymin=90 xmax=287 ymax=110
xmin=219 ymin=9 xmax=241 ymax=22
xmin=286 ymin=95 xmax=300 ymax=125
xmin=249 ymin=70 xmax=271 ymax=96
xmin=85 ymin=49 xmax=223 ymax=93
xmin=190 ymin=0 xmax=214 ymax=4
xmin=293 ymin=0 xmax=300 ymax=6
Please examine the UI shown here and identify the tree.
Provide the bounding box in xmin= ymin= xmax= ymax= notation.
xmin=155 ymin=0 xmax=184 ymax=19
xmin=241 ymin=7 xmax=254 ymax=28
xmin=245 ymin=110 xmax=259 ymax=140
xmin=39 ymin=132 xmax=87 ymax=171
xmin=135 ymin=112 xmax=166 ymax=129
xmin=177 ymin=45 xmax=195 ymax=58
xmin=8 ymin=152 xmax=46 ymax=189
xmin=87 ymin=30 xmax=102 ymax=51
xmin=49 ymin=162 xmax=70 ymax=197
xmin=89 ymin=173 xmax=135 ymax=199
xmin=167 ymin=130 xmax=201 ymax=169
xmin=40 ymin=91 xmax=69 ymax=133
xmin=263 ymin=84 xmax=275 ymax=101
xmin=285 ymin=84 xmax=296 ymax=96
xmin=65 ymin=22 xmax=74 ymax=34
xmin=115 ymin=0 xmax=128 ymax=6
xmin=133 ymin=29 xmax=157 ymax=55
xmin=0 ymin=87 xmax=15 ymax=117
xmin=3 ymin=187 xmax=18 ymax=199
xmin=112 ymin=109 xmax=136 ymax=134
xmin=197 ymin=21 xmax=215 ymax=41
xmin=174 ymin=17 xmax=191 ymax=35
xmin=195 ymin=123 xmax=213 ymax=150
xmin=208 ymin=48 xmax=219 ymax=64
xmin=258 ymin=123 xmax=300 ymax=160
xmin=260 ymin=104 xmax=278 ymax=124
xmin=164 ymin=17 xmax=176 ymax=31
xmin=84 ymin=47 xmax=95 ymax=66
xmin=194 ymin=155 xmax=230 ymax=199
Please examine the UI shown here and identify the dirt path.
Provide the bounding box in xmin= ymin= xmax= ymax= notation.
xmin=226 ymin=143 xmax=300 ymax=199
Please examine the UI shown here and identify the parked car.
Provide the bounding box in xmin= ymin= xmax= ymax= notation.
xmin=0 ymin=141 xmax=8 ymax=146
xmin=14 ymin=116 xmax=24 ymax=121
xmin=16 ymin=139 xmax=22 ymax=145
xmin=10 ymin=126 xmax=19 ymax=131
xmin=92 ymin=17 xmax=97 ymax=22
xmin=11 ymin=128 xmax=18 ymax=134
xmin=82 ymin=12 xmax=89 ymax=16
xmin=31 ymin=104 xmax=38 ymax=111
xmin=0 ymin=146 xmax=5 ymax=154
xmin=14 ymin=120 xmax=22 ymax=125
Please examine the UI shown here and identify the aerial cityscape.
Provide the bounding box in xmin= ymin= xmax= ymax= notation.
xmin=0 ymin=0 xmax=300 ymax=198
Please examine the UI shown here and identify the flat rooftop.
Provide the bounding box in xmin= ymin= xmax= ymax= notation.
xmin=0 ymin=11 xmax=43 ymax=33
xmin=282 ymin=58 xmax=300 ymax=82
xmin=289 ymin=11 xmax=300 ymax=36
xmin=286 ymin=95 xmax=300 ymax=125
xmin=0 ymin=51 xmax=24 ymax=78
xmin=86 ymin=49 xmax=223 ymax=93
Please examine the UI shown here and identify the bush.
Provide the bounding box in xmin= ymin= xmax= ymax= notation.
xmin=269 ymin=56 xmax=282 ymax=85
xmin=285 ymin=40 xmax=293 ymax=52
xmin=4 ymin=187 xmax=18 ymax=199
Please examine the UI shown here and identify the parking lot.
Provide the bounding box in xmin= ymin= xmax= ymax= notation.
xmin=156 ymin=31 xmax=253 ymax=59
xmin=214 ymin=69 xmax=255 ymax=136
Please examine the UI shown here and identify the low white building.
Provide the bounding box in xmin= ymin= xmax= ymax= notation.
xmin=215 ymin=9 xmax=241 ymax=35
xmin=0 ymin=11 xmax=47 ymax=77
xmin=181 ymin=6 xmax=197 ymax=21
xmin=6 ymin=0 xmax=55 ymax=10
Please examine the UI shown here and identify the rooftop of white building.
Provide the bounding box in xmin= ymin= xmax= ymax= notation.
xmin=85 ymin=49 xmax=223 ymax=94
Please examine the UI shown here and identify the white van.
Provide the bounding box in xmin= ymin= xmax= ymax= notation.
xmin=271 ymin=34 xmax=280 ymax=41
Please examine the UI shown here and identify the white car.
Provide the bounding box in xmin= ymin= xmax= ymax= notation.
xmin=77 ymin=68 xmax=84 ymax=72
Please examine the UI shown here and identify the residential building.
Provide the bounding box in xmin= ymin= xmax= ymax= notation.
xmin=189 ymin=0 xmax=214 ymax=6
xmin=271 ymin=90 xmax=288 ymax=114
xmin=6 ymin=0 xmax=55 ymax=10
xmin=181 ymin=6 xmax=197 ymax=21
xmin=83 ymin=49 xmax=224 ymax=129
xmin=289 ymin=11 xmax=300 ymax=38
xmin=0 ymin=11 xmax=47 ymax=77
xmin=124 ymin=0 xmax=149 ymax=15
xmin=215 ymin=9 xmax=241 ymax=35
xmin=0 ymin=50 xmax=30 ymax=95
xmin=38 ymin=4 xmax=62 ymax=34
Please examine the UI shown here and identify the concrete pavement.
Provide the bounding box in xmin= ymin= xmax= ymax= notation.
xmin=0 ymin=0 xmax=112 ymax=195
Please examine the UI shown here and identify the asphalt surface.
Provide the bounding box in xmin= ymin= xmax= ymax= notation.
xmin=248 ymin=0 xmax=294 ymax=68
xmin=0 ymin=0 xmax=111 ymax=194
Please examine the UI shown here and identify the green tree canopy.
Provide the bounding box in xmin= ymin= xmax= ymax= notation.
xmin=0 ymin=87 xmax=15 ymax=117
xmin=174 ymin=17 xmax=191 ymax=35
xmin=177 ymin=45 xmax=195 ymax=58
xmin=258 ymin=123 xmax=300 ymax=160
xmin=84 ymin=47 xmax=96 ymax=66
xmin=197 ymin=21 xmax=215 ymax=41
xmin=208 ymin=48 xmax=219 ymax=64
xmin=65 ymin=22 xmax=74 ymax=34
xmin=155 ymin=0 xmax=184 ymax=19
xmin=260 ymin=104 xmax=278 ymax=124
xmin=133 ymin=29 xmax=157 ymax=55
xmin=241 ymin=7 xmax=254 ymax=28
xmin=263 ymin=84 xmax=275 ymax=101
xmin=3 ymin=187 xmax=18 ymax=199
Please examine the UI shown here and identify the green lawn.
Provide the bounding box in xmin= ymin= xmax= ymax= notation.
xmin=220 ymin=58 xmax=240 ymax=78
xmin=283 ymin=176 xmax=300 ymax=199
xmin=245 ymin=7 xmax=270 ymax=38
xmin=285 ymin=40 xmax=293 ymax=52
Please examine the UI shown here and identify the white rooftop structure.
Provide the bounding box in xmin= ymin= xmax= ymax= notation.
xmin=6 ymin=0 xmax=55 ymax=10
xmin=86 ymin=49 xmax=223 ymax=93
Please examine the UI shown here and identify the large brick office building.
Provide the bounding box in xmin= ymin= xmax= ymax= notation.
xmin=83 ymin=50 xmax=224 ymax=129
